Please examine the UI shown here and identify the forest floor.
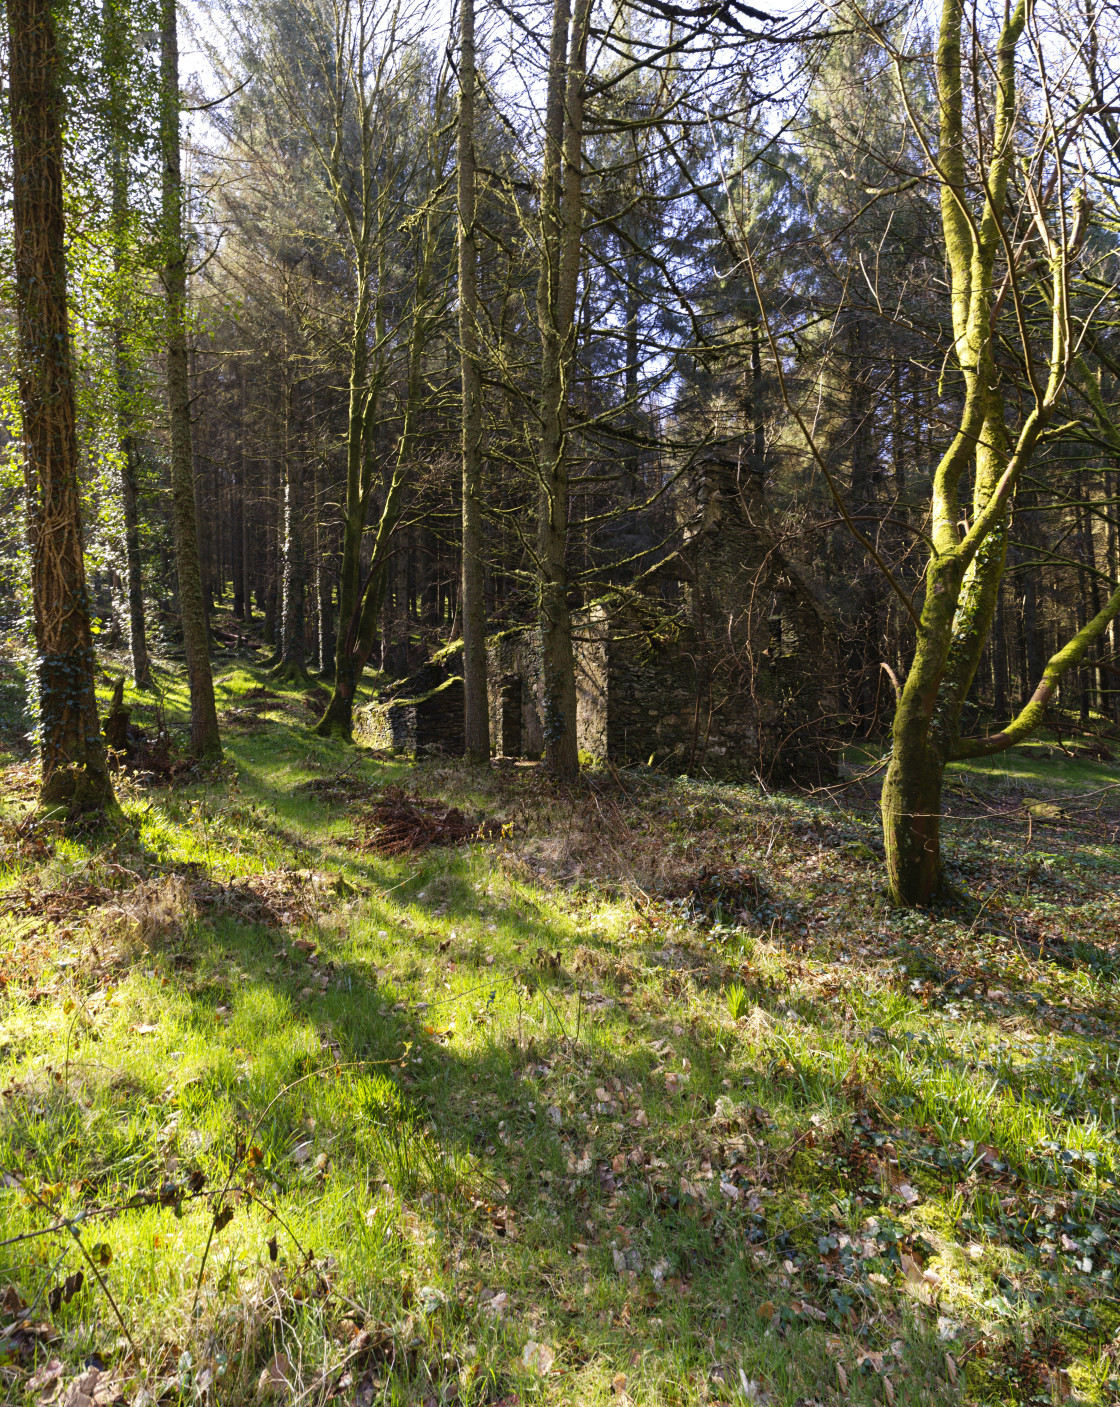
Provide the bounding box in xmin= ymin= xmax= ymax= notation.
xmin=1 ymin=630 xmax=1120 ymax=1407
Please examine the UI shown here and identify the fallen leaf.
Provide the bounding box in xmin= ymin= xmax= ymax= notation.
xmin=611 ymin=1373 xmax=628 ymax=1393
xmin=884 ymin=1375 xmax=895 ymax=1405
xmin=481 ymin=1290 xmax=508 ymax=1317
xmin=28 ymin=1358 xmax=63 ymax=1394
xmin=757 ymin=1300 xmax=775 ymax=1322
xmin=899 ymin=1253 xmax=923 ymax=1287
xmin=521 ymin=1340 xmax=555 ymax=1375
xmin=257 ymin=1351 xmax=291 ymax=1399
xmin=945 ymin=1354 xmax=957 ymax=1385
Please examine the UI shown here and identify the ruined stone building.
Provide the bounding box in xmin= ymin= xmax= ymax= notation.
xmin=359 ymin=457 xmax=839 ymax=782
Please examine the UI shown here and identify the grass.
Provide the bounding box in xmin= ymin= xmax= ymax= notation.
xmin=0 ymin=632 xmax=1119 ymax=1405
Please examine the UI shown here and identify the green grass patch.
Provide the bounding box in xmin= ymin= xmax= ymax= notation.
xmin=0 ymin=635 xmax=1118 ymax=1404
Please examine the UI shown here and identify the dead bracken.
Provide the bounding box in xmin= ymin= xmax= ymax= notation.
xmin=354 ymin=785 xmax=504 ymax=855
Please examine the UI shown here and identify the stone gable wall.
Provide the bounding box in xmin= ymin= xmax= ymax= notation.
xmin=355 ymin=664 xmax=465 ymax=755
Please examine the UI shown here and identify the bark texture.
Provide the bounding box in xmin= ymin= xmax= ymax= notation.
xmin=878 ymin=0 xmax=1113 ymax=904
xmin=161 ymin=0 xmax=221 ymax=758
xmin=535 ymin=0 xmax=592 ymax=780
xmin=105 ymin=0 xmax=152 ymax=691
xmin=7 ymin=0 xmax=116 ymax=815
xmin=459 ymin=0 xmax=490 ymax=763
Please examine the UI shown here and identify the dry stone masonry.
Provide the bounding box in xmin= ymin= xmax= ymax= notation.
xmin=358 ymin=458 xmax=839 ymax=781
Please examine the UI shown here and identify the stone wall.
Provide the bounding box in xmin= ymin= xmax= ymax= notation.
xmin=487 ymin=631 xmax=545 ymax=758
xmin=354 ymin=458 xmax=838 ymax=781
xmin=573 ymin=593 xmax=836 ymax=783
xmin=355 ymin=663 xmax=465 ymax=756
xmin=489 ymin=459 xmax=839 ymax=783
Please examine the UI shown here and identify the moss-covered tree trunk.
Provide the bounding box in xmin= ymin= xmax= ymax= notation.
xmin=118 ymin=422 xmax=151 ymax=690
xmin=7 ymin=0 xmax=116 ymax=816
xmin=877 ymin=0 xmax=1120 ymax=903
xmin=160 ymin=0 xmax=221 ymax=759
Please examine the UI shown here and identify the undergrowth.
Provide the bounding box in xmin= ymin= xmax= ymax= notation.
xmin=0 ymin=637 xmax=1118 ymax=1405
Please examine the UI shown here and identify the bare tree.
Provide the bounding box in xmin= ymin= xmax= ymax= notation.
xmin=747 ymin=0 xmax=1120 ymax=903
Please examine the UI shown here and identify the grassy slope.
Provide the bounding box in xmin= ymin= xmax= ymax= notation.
xmin=0 ymin=646 xmax=1119 ymax=1405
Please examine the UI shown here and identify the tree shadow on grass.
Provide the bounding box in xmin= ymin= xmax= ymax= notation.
xmin=0 ymin=849 xmax=966 ymax=1407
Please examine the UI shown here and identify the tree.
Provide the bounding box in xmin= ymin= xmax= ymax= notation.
xmin=458 ymin=0 xmax=489 ymax=762
xmin=104 ymin=0 xmax=154 ymax=691
xmin=749 ymin=0 xmax=1120 ymax=904
xmin=535 ymin=0 xmax=593 ymax=779
xmin=6 ymin=0 xmax=117 ymax=816
xmin=161 ymin=0 xmax=222 ymax=758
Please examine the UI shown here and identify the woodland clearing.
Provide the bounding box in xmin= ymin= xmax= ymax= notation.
xmin=1 ymin=638 xmax=1119 ymax=1406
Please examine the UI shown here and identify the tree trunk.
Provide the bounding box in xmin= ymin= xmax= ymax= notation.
xmin=8 ymin=0 xmax=116 ymax=816
xmin=315 ymin=277 xmax=373 ymax=738
xmin=239 ymin=364 xmax=253 ymax=623
xmin=881 ymin=0 xmax=1031 ymax=903
xmin=160 ymin=0 xmax=220 ymax=759
xmin=232 ymin=369 xmax=245 ymax=620
xmin=275 ymin=280 xmax=309 ymax=683
xmin=749 ymin=327 xmax=765 ymax=484
xmin=119 ymin=429 xmax=151 ymax=689
xmin=105 ymin=1 xmax=152 ymax=691
xmin=882 ymin=711 xmax=944 ymax=907
xmin=459 ymin=0 xmax=489 ymax=762
xmin=314 ymin=454 xmax=335 ymax=679
xmin=318 ymin=211 xmax=439 ymax=739
xmin=535 ymin=0 xmax=591 ymax=780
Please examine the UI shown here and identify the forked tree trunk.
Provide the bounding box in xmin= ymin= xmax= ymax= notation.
xmin=459 ymin=0 xmax=489 ymax=762
xmin=160 ymin=0 xmax=221 ymax=758
xmin=317 ymin=213 xmax=439 ymax=739
xmin=315 ymin=276 xmax=373 ymax=738
xmin=877 ymin=0 xmax=1120 ymax=904
xmin=7 ymin=0 xmax=116 ymax=816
